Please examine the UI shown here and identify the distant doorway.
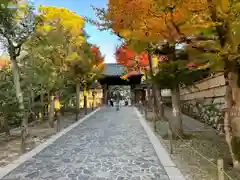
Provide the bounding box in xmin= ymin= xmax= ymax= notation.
xmin=108 ymin=85 xmax=131 ymax=106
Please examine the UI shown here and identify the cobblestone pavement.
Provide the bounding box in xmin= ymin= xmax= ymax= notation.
xmin=2 ymin=107 xmax=169 ymax=180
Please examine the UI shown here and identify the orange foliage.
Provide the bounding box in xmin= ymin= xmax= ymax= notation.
xmin=0 ymin=59 xmax=9 ymax=68
xmin=90 ymin=45 xmax=104 ymax=66
xmin=107 ymin=0 xmax=210 ymax=42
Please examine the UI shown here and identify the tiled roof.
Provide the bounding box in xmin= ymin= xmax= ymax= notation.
xmin=103 ymin=63 xmax=125 ymax=76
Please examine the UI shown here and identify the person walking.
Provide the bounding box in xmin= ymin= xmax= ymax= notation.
xmin=115 ymin=91 xmax=121 ymax=111
xmin=110 ymin=97 xmax=114 ymax=107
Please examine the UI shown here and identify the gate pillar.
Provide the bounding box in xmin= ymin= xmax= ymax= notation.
xmin=103 ymin=84 xmax=108 ymax=105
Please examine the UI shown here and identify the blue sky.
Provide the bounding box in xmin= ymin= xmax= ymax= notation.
xmin=32 ymin=0 xmax=120 ymax=63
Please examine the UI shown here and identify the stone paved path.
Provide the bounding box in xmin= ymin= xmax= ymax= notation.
xmin=1 ymin=107 xmax=170 ymax=180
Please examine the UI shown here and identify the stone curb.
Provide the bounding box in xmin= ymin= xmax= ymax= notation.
xmin=0 ymin=107 xmax=101 ymax=179
xmin=134 ymin=108 xmax=186 ymax=180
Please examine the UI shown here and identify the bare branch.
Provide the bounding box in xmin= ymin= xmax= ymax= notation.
xmin=191 ymin=44 xmax=220 ymax=53
xmin=179 ymin=35 xmax=218 ymax=43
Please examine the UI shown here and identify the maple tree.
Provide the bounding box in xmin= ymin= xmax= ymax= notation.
xmin=66 ymin=43 xmax=104 ymax=119
xmin=194 ymin=0 xmax=240 ymax=168
xmin=152 ymin=0 xmax=240 ymax=167
xmin=153 ymin=46 xmax=210 ymax=135
xmin=91 ymin=45 xmax=104 ymax=65
xmin=115 ymin=43 xmax=149 ymax=77
xmin=114 ymin=42 xmax=166 ymax=128
xmin=154 ymin=55 xmax=209 ymax=89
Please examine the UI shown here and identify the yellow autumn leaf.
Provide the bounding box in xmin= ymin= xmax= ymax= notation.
xmin=197 ymin=62 xmax=210 ymax=70
xmin=74 ymin=36 xmax=85 ymax=45
xmin=68 ymin=52 xmax=78 ymax=61
xmin=42 ymin=24 xmax=52 ymax=32
xmin=98 ymin=61 xmax=104 ymax=67
xmin=121 ymin=74 xmax=128 ymax=80
xmin=18 ymin=2 xmax=27 ymax=9
xmin=152 ymin=55 xmax=158 ymax=68
xmin=119 ymin=29 xmax=132 ymax=39
xmin=141 ymin=74 xmax=146 ymax=81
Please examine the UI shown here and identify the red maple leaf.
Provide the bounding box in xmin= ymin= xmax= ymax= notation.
xmin=115 ymin=43 xmax=149 ymax=72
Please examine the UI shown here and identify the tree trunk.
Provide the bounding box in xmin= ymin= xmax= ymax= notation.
xmin=103 ymin=84 xmax=108 ymax=105
xmin=224 ymin=71 xmax=240 ymax=168
xmin=92 ymin=95 xmax=95 ymax=110
xmin=10 ymin=57 xmax=28 ymax=153
xmin=30 ymin=89 xmax=34 ymax=105
xmin=48 ymin=94 xmax=55 ymax=128
xmin=40 ymin=87 xmax=44 ymax=120
xmin=75 ymin=84 xmax=80 ymax=121
xmin=207 ymin=0 xmax=240 ymax=168
xmin=152 ymin=84 xmax=160 ymax=131
xmin=47 ymin=91 xmax=50 ymax=102
xmin=171 ymin=86 xmax=184 ymax=138
xmin=144 ymin=89 xmax=148 ymax=117
xmin=145 ymin=76 xmax=153 ymax=110
xmin=29 ymin=89 xmax=36 ymax=122
xmin=147 ymin=52 xmax=159 ymax=131
xmin=156 ymin=88 xmax=164 ymax=120
xmin=84 ymin=88 xmax=87 ymax=115
xmin=2 ymin=116 xmax=10 ymax=136
xmin=146 ymin=84 xmax=151 ymax=110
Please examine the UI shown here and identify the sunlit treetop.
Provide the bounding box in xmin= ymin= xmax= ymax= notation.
xmin=105 ymin=0 xmax=212 ymax=43
xmin=91 ymin=45 xmax=104 ymax=63
xmin=37 ymin=6 xmax=86 ymax=45
xmin=0 ymin=0 xmax=38 ymax=54
xmin=90 ymin=45 xmax=105 ymax=69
